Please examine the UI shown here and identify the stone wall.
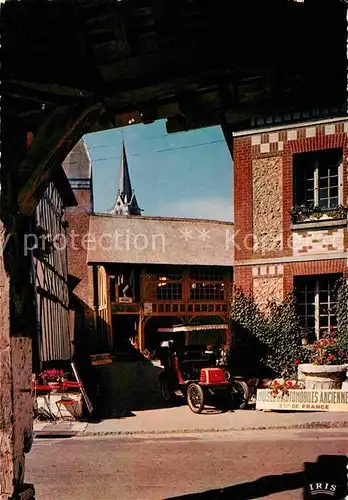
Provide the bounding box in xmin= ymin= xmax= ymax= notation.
xmin=252 ymin=156 xmax=283 ymax=255
xmin=0 ymin=249 xmax=13 ymax=496
xmin=0 ymin=230 xmax=33 ymax=497
xmin=252 ymin=263 xmax=284 ymax=311
xmin=253 ymin=277 xmax=283 ymax=312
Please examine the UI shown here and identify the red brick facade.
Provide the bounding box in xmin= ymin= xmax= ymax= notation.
xmin=232 ymin=117 xmax=348 ymax=304
xmin=62 ymin=141 xmax=96 ymax=350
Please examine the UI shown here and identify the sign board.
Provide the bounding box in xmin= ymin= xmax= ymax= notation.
xmin=71 ymin=362 xmax=94 ymax=414
xmin=144 ymin=302 xmax=153 ymax=315
xmin=256 ymin=389 xmax=348 ymax=412
xmin=118 ymin=297 xmax=133 ymax=304
xmin=89 ymin=353 xmax=113 ymax=366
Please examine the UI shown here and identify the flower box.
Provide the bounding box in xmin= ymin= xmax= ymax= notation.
xmin=297 ymin=363 xmax=348 ymax=390
xmin=290 ymin=205 xmax=347 ymax=224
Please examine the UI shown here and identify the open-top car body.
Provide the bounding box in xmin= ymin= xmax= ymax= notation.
xmin=158 ymin=343 xmax=245 ymax=413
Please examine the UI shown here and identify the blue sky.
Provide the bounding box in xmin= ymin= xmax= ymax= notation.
xmin=83 ymin=120 xmax=233 ymax=221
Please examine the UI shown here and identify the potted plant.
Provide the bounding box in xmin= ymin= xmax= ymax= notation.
xmin=269 ymin=378 xmax=303 ymax=398
xmin=39 ymin=369 xmax=65 ymax=391
xmin=295 ymin=328 xmax=348 ymax=390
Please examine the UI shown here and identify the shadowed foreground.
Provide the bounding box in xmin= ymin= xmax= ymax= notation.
xmin=26 ymin=429 xmax=347 ymax=499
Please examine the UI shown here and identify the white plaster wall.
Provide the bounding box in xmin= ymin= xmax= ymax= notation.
xmin=87 ymin=215 xmax=234 ymax=266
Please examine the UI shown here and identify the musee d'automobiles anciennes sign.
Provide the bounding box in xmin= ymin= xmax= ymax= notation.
xmin=256 ymin=389 xmax=348 ymax=412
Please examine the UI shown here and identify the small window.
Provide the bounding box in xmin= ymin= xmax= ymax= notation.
xmin=156 ymin=283 xmax=182 ymax=300
xmin=189 ymin=267 xmax=225 ymax=281
xmin=190 ymin=283 xmax=225 ymax=301
xmin=293 ymin=148 xmax=342 ymax=209
xmin=295 ymin=274 xmax=341 ymax=342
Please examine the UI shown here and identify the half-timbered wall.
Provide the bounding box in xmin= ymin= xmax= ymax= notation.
xmin=140 ymin=266 xmax=231 ymax=317
xmin=33 ymin=181 xmax=71 ymax=363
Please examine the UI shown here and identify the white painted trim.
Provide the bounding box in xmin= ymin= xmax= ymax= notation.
xmin=69 ymin=181 xmax=91 ymax=189
xmin=232 ymin=116 xmax=348 ymax=137
xmin=158 ymin=324 xmax=228 ymax=333
xmin=339 ymin=161 xmax=344 ymax=206
xmin=234 ymin=252 xmax=348 ymax=267
xmin=314 ymin=280 xmax=320 ymax=340
xmin=291 ymin=219 xmax=347 ymax=231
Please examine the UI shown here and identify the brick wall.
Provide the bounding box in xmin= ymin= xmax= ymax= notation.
xmin=233 ymin=266 xmax=252 ymax=293
xmin=283 ymin=259 xmax=347 ymax=295
xmin=292 ymin=228 xmax=345 ymax=256
xmin=66 ymin=189 xmax=94 ymax=308
xmin=232 ymin=117 xmax=348 ymax=300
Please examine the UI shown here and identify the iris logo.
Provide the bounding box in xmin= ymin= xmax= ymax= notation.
xmin=309 ymin=483 xmax=337 ymax=496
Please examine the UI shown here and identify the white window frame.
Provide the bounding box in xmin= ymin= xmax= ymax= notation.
xmin=296 ymin=274 xmax=340 ymax=341
xmin=294 ymin=149 xmax=343 ymax=209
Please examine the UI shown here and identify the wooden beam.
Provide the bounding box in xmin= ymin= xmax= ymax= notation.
xmin=8 ymin=79 xmax=95 ymax=98
xmin=18 ymin=102 xmax=103 ymax=217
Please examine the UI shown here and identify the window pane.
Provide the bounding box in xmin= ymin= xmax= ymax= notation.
xmin=305 ymin=316 xmax=315 ymax=328
xmin=319 ymin=199 xmax=329 ymax=209
xmin=293 ymin=154 xmax=315 ymax=206
xmin=319 ymin=188 xmax=328 ymax=199
xmin=330 ymin=197 xmax=338 ymax=208
xmin=318 ymin=177 xmax=328 ymax=189
xmin=306 ymin=304 xmax=315 ymax=316
xmin=329 ymin=175 xmax=338 ymax=186
xmin=330 ymin=186 xmax=338 ymax=197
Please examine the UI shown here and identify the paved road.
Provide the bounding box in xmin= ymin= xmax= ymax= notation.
xmin=26 ymin=429 xmax=348 ymax=500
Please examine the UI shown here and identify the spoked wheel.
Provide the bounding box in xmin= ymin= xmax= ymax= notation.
xmin=159 ymin=375 xmax=175 ymax=403
xmin=231 ymin=379 xmax=249 ymax=409
xmin=187 ymin=383 xmax=204 ymax=414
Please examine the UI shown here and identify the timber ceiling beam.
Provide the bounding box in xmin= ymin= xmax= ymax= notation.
xmin=18 ymin=103 xmax=103 ymax=217
xmin=7 ymin=80 xmax=95 ymax=99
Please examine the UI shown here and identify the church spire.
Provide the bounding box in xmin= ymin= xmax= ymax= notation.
xmin=109 ymin=141 xmax=142 ymax=216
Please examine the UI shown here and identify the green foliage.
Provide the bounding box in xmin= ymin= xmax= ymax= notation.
xmin=335 ymin=277 xmax=348 ymax=356
xmin=310 ymin=330 xmax=347 ymax=365
xmin=230 ymin=287 xmax=310 ymax=377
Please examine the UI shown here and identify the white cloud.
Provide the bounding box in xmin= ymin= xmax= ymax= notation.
xmin=159 ymin=197 xmax=233 ymax=222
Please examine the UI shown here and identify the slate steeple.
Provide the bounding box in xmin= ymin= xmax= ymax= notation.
xmin=109 ymin=141 xmax=142 ymax=216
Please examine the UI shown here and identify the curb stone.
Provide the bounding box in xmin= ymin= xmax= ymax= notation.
xmin=77 ymin=420 xmax=348 ymax=437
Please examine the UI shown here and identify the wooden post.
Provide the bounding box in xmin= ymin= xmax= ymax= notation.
xmin=0 ymin=125 xmax=36 ymax=499
xmin=0 ymin=102 xmax=101 ymax=499
xmin=18 ymin=102 xmax=102 ymax=217
xmin=138 ymin=315 xmax=144 ymax=352
xmin=105 ymin=271 xmax=113 ymax=351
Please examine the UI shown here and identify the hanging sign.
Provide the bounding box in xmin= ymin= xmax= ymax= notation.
xmin=118 ymin=297 xmax=133 ymax=304
xmin=89 ymin=353 xmax=113 ymax=365
xmin=256 ymin=389 xmax=348 ymax=412
xmin=71 ymin=362 xmax=94 ymax=414
xmin=144 ymin=302 xmax=153 ymax=315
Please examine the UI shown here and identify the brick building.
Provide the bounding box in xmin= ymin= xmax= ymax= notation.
xmin=63 ymin=140 xmax=97 ymax=355
xmin=64 ymin=140 xmax=233 ymax=356
xmin=65 ymin=115 xmax=347 ymax=356
xmin=233 ymin=116 xmax=348 ymax=342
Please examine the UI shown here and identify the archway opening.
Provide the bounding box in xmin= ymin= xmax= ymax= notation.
xmin=143 ymin=316 xmax=185 ymax=353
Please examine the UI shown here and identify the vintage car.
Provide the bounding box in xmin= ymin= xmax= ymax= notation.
xmin=157 ymin=342 xmax=247 ymax=413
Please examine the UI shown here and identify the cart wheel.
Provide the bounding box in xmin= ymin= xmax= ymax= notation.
xmin=232 ymin=380 xmax=249 ymax=409
xmin=187 ymin=383 xmax=204 ymax=414
xmin=159 ymin=375 xmax=174 ymax=402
